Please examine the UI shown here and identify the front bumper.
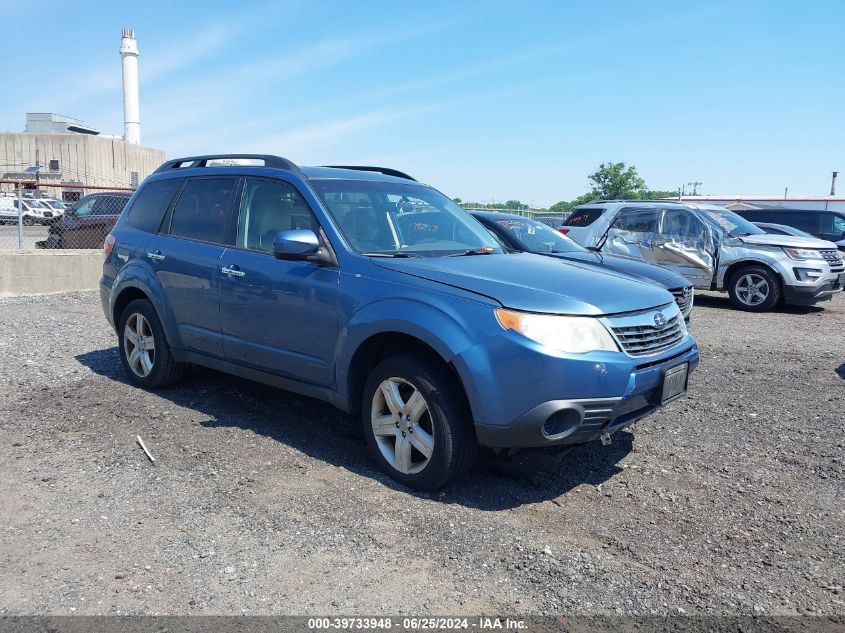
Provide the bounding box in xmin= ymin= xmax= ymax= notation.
xmin=782 ymin=275 xmax=844 ymax=305
xmin=776 ymin=258 xmax=844 ymax=306
xmin=474 ymin=343 xmax=698 ymax=448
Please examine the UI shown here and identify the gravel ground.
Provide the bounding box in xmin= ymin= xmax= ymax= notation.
xmin=0 ymin=290 xmax=842 ymax=616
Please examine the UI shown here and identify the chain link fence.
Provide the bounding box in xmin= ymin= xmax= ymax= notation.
xmin=0 ymin=181 xmax=134 ymax=250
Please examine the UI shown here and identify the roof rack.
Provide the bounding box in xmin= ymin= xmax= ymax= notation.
xmin=322 ymin=165 xmax=417 ymax=181
xmin=154 ymin=154 xmax=298 ymax=173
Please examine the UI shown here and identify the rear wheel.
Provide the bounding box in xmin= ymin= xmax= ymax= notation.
xmin=362 ymin=354 xmax=476 ymax=491
xmin=728 ymin=265 xmax=781 ymax=312
xmin=118 ymin=299 xmax=185 ymax=388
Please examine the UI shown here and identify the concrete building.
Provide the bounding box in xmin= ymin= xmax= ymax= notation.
xmin=0 ymin=29 xmax=164 ymax=201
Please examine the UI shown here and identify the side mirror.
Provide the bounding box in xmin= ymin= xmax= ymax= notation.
xmin=272 ymin=229 xmax=320 ymax=260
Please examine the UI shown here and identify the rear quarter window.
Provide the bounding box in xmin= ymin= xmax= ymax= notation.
xmin=564 ymin=208 xmax=604 ymax=227
xmin=126 ymin=179 xmax=182 ymax=233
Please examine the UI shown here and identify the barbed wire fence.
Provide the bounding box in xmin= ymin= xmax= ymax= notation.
xmin=0 ymin=180 xmax=134 ymax=250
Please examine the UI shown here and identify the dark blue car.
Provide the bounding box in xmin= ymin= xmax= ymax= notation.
xmin=101 ymin=155 xmax=699 ymax=490
xmin=471 ymin=210 xmax=694 ymax=320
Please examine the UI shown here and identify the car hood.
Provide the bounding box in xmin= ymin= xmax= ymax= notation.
xmin=372 ymin=253 xmax=672 ymax=316
xmin=740 ymin=234 xmax=836 ymax=249
xmin=546 ymin=251 xmax=689 ymax=289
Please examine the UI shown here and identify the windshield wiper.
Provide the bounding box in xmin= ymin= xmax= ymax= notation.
xmin=446 ymin=248 xmax=495 ymax=257
xmin=361 ymin=252 xmax=423 ymax=258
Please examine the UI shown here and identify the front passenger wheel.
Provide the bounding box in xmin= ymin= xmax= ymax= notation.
xmin=118 ymin=299 xmax=185 ymax=388
xmin=362 ymin=354 xmax=477 ymax=491
xmin=728 ymin=265 xmax=781 ymax=312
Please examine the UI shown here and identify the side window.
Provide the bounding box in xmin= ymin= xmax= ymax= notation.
xmin=772 ymin=211 xmax=813 ymax=232
xmin=127 ymin=179 xmax=182 ymax=233
xmin=93 ymin=196 xmax=126 ymax=216
xmin=613 ymin=208 xmax=659 ymax=233
xmin=818 ymin=212 xmax=845 ymax=235
xmin=661 ymin=209 xmax=706 ymax=242
xmin=237 ymin=178 xmax=318 ymax=253
xmin=71 ymin=197 xmax=98 ymax=216
xmin=169 ymin=177 xmax=237 ymax=244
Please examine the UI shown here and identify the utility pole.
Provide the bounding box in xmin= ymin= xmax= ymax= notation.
xmin=688 ymin=181 xmax=703 ymax=196
xmin=831 ymin=171 xmax=838 ymax=196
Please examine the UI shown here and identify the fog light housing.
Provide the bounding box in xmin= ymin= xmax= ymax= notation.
xmin=793 ymin=267 xmax=823 ymax=282
xmin=542 ymin=408 xmax=581 ymax=437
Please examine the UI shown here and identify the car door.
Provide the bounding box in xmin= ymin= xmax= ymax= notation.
xmin=600 ymin=206 xmax=662 ymax=262
xmin=144 ymin=176 xmax=239 ymax=358
xmin=653 ymin=208 xmax=716 ymax=287
xmin=63 ymin=196 xmax=113 ymax=248
xmin=218 ymin=177 xmax=339 ymax=386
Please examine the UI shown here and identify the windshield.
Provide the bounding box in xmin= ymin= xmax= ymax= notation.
xmin=699 ymin=208 xmax=765 ymax=237
xmin=311 ymin=180 xmax=502 ymax=257
xmin=26 ymin=199 xmax=48 ymax=209
xmin=486 ymin=216 xmax=585 ymax=253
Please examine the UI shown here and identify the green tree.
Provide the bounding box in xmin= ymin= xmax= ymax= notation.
xmin=587 ymin=162 xmax=646 ymax=200
xmin=505 ymin=199 xmax=527 ymax=210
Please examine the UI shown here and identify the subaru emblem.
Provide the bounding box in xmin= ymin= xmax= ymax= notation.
xmin=653 ymin=312 xmax=667 ymax=328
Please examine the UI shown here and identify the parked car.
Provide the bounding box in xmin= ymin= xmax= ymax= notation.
xmin=753 ymin=222 xmax=815 ymax=238
xmin=0 ymin=197 xmax=58 ymax=225
xmin=102 ymin=155 xmax=699 ymax=490
xmin=38 ymin=191 xmax=131 ymax=249
xmin=471 ymin=210 xmax=694 ymax=320
xmin=39 ymin=198 xmax=68 ymax=216
xmin=733 ymin=207 xmax=845 ymax=244
xmin=561 ymin=200 xmax=845 ymax=311
xmin=753 ymin=220 xmax=845 ymax=254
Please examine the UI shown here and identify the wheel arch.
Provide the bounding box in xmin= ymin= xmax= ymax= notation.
xmin=110 ymin=265 xmax=182 ymax=349
xmin=722 ymin=259 xmax=784 ymax=293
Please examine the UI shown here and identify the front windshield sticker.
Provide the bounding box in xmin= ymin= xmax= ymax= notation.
xmin=703 ymin=211 xmax=739 ymax=233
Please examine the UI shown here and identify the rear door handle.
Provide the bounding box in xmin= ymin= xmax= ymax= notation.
xmin=146 ymin=251 xmax=165 ymax=261
xmin=221 ymin=265 xmax=245 ymax=278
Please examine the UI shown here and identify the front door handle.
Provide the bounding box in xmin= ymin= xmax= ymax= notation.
xmin=221 ymin=266 xmax=245 ymax=278
xmin=146 ymin=251 xmax=165 ymax=261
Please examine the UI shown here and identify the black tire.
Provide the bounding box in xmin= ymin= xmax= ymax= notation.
xmin=727 ymin=265 xmax=781 ymax=312
xmin=23 ymin=216 xmax=34 ymax=226
xmin=361 ymin=354 xmax=477 ymax=491
xmin=117 ymin=299 xmax=185 ymax=388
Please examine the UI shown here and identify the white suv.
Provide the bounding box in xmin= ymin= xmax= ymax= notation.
xmin=561 ymin=200 xmax=844 ymax=311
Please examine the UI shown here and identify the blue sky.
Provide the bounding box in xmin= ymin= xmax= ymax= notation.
xmin=1 ymin=0 xmax=843 ymax=206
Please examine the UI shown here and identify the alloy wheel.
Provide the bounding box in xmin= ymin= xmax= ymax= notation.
xmin=123 ymin=313 xmax=156 ymax=377
xmin=735 ymin=273 xmax=770 ymax=307
xmin=370 ymin=377 xmax=435 ymax=475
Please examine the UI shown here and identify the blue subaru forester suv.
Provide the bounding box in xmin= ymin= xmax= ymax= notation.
xmin=101 ymin=155 xmax=699 ymax=490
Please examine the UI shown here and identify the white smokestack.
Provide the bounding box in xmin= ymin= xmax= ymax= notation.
xmin=119 ymin=28 xmax=140 ymax=145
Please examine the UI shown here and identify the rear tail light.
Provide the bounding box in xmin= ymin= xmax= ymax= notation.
xmin=559 ymin=228 xmax=569 ymax=235
xmin=103 ymin=233 xmax=116 ymax=259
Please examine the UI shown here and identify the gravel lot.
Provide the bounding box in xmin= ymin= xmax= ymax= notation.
xmin=0 ymin=290 xmax=842 ymax=616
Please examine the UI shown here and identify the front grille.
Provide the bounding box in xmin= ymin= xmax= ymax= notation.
xmin=611 ymin=314 xmax=685 ymax=356
xmin=821 ymin=249 xmax=844 ymax=272
xmin=669 ymin=286 xmax=694 ymax=317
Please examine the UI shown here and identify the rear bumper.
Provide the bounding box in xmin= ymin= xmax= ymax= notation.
xmin=473 ymin=343 xmax=699 ymax=449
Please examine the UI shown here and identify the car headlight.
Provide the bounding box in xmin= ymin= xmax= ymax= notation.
xmin=495 ymin=308 xmax=619 ymax=354
xmin=783 ymin=247 xmax=824 ymax=261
